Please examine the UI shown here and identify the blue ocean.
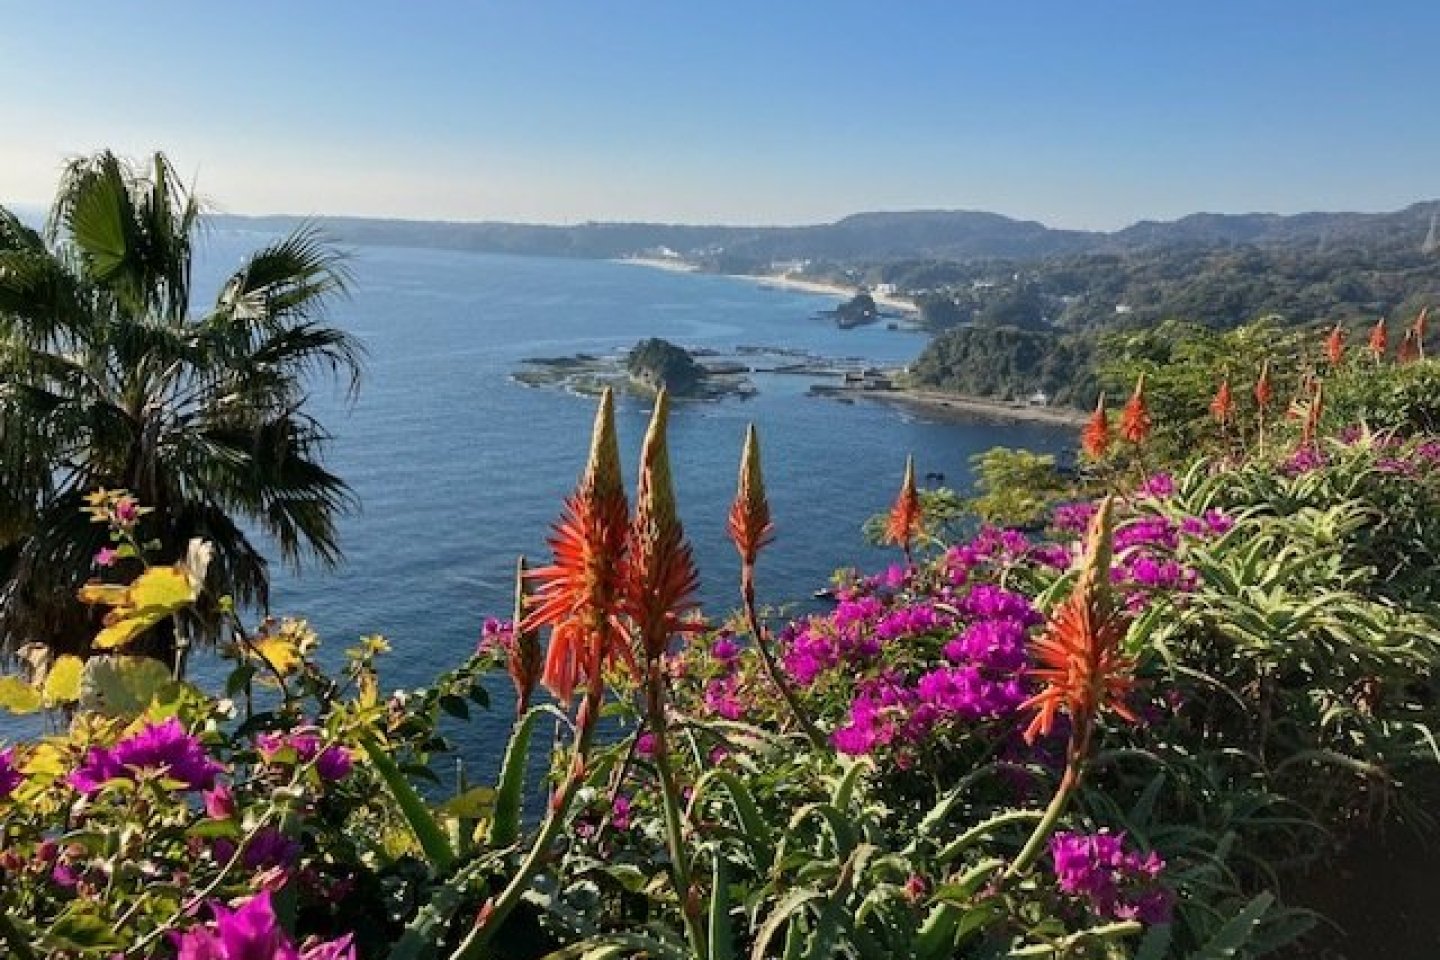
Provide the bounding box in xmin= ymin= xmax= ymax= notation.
xmin=6 ymin=231 xmax=1074 ymax=762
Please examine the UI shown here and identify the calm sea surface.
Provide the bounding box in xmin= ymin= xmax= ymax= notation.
xmin=4 ymin=230 xmax=1074 ymax=763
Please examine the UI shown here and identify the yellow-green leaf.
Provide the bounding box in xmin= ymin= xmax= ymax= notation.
xmin=251 ymin=633 xmax=302 ymax=676
xmin=438 ymin=786 xmax=496 ymax=820
xmin=92 ymin=566 xmax=197 ymax=650
xmin=0 ymin=675 xmax=42 ymax=714
xmin=43 ymin=655 xmax=84 ymax=704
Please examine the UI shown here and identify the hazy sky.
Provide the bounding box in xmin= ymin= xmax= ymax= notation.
xmin=3 ymin=1 xmax=1437 ymax=229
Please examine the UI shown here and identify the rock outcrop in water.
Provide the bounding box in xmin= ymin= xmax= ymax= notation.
xmin=625 ymin=338 xmax=706 ymax=395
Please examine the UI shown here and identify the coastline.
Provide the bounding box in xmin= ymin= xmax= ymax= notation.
xmin=730 ymin=272 xmax=919 ymax=315
xmin=613 ymin=257 xmax=918 ymax=314
xmin=859 ymin=386 xmax=1087 ymax=427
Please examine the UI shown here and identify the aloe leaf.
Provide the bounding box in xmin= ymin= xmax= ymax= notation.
xmin=750 ymin=889 xmax=825 ymax=960
xmin=359 ymin=734 xmax=455 ymax=872
xmin=487 ymin=705 xmax=563 ymax=848
xmin=708 ymin=850 xmax=735 ymax=960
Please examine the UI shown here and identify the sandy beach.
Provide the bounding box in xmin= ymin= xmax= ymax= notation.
xmin=614 ymin=256 xmax=700 ymax=274
xmin=860 ymin=386 xmax=1087 ymax=427
xmin=732 ymin=272 xmax=919 ymax=314
xmin=614 ymin=257 xmax=918 ymax=313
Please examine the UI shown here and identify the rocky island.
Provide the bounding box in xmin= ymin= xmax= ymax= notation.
xmin=513 ymin=337 xmax=756 ymax=399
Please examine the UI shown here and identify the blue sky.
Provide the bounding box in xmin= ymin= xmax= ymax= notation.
xmin=2 ymin=1 xmax=1436 ymax=228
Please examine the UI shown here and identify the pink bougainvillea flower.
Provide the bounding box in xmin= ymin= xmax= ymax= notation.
xmin=171 ymin=890 xmax=355 ymax=960
xmin=69 ymin=717 xmax=221 ymax=794
xmin=0 ymin=748 xmax=21 ymax=800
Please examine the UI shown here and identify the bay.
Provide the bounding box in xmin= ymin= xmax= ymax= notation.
xmin=5 ymin=231 xmax=1075 ymax=762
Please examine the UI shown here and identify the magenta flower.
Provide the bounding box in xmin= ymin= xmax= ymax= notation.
xmin=710 ymin=635 xmax=741 ymax=663
xmin=94 ymin=546 xmax=119 ymax=568
xmin=259 ymin=728 xmax=349 ymax=779
xmin=171 ymin=890 xmax=355 ymax=960
xmin=204 ymin=784 xmax=237 ymax=820
xmin=703 ymin=675 xmax=745 ymax=720
xmin=114 ymin=496 xmax=139 ymax=525
xmin=0 ymin=748 xmax=21 ymax=800
xmin=69 ymin=718 xmax=221 ymax=794
xmin=1136 ymin=472 xmax=1175 ymax=498
xmin=1050 ymin=831 xmax=1173 ymax=925
xmin=315 ymin=745 xmax=353 ymax=782
xmin=611 ymin=794 xmax=633 ymax=831
xmin=636 ymin=732 xmax=657 ymax=758
xmin=1051 ymin=501 xmax=1098 ymax=534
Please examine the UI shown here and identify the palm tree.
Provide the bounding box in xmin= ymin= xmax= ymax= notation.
xmin=0 ymin=151 xmax=361 ymax=665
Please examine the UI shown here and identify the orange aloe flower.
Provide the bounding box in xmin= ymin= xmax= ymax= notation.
xmin=1368 ymin=317 xmax=1388 ymax=362
xmin=1324 ymin=323 xmax=1345 ymax=367
xmin=1398 ymin=329 xmax=1420 ymax=366
xmin=1300 ymin=381 xmax=1324 ymax=449
xmin=1081 ymin=393 xmax=1111 ymax=459
xmin=523 ymin=388 xmax=632 ymax=704
xmin=728 ymin=423 xmax=774 ymax=596
xmin=1414 ymin=307 xmax=1429 ymax=360
xmin=1254 ymin=360 xmax=1273 ymax=411
xmin=624 ymin=389 xmax=701 ymax=663
xmin=1210 ymin=379 xmax=1235 ymax=427
xmin=882 ymin=455 xmax=924 ymax=558
xmin=1118 ymin=374 xmax=1151 ymax=445
xmin=1021 ymin=497 xmax=1137 ymax=745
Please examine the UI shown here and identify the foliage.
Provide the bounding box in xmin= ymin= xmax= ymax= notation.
xmin=8 ymin=331 xmax=1440 ymax=959
xmin=967 ymin=447 xmax=1070 ymax=529
xmin=0 ymin=151 xmax=360 ymax=662
xmin=906 ymin=325 xmax=1099 ymax=406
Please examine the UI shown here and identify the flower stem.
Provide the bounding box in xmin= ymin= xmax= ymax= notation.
xmin=1007 ymin=719 xmax=1092 ymax=879
xmin=1006 ymin=762 xmax=1078 ymax=879
xmin=741 ymin=570 xmax=826 ymax=752
xmin=448 ymin=677 xmax=604 ymax=960
xmin=646 ymin=668 xmax=709 ymax=960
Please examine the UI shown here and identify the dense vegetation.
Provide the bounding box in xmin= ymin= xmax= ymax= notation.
xmin=905 ymin=326 xmax=1099 ymax=405
xmin=5 ymin=315 xmax=1440 ymax=957
xmin=0 ymin=153 xmax=358 ymax=664
xmin=5 ymin=158 xmax=1440 ymax=958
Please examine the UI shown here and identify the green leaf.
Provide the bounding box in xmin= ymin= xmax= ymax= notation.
xmin=488 ymin=706 xmax=562 ymax=848
xmin=439 ymin=693 xmax=470 ymax=720
xmin=359 ymin=734 xmax=455 ymax=872
xmin=80 ymin=656 xmax=177 ymax=716
xmin=750 ymin=888 xmax=825 ymax=960
xmin=692 ymin=768 xmax=775 ymax=867
xmin=41 ymin=908 xmax=124 ymax=952
xmin=388 ymin=858 xmax=493 ymax=960
xmin=1192 ymin=892 xmax=1275 ymax=960
xmin=709 ymin=851 xmax=735 ymax=960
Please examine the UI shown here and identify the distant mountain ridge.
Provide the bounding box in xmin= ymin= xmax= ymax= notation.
xmin=212 ymin=202 xmax=1440 ymax=265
